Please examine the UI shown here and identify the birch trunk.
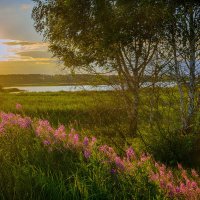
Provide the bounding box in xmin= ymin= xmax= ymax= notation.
xmin=171 ymin=26 xmax=186 ymax=129
xmin=187 ymin=9 xmax=196 ymax=130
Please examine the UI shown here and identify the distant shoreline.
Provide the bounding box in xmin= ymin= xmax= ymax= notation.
xmin=1 ymin=88 xmax=24 ymax=93
xmin=0 ymin=74 xmax=174 ymax=87
xmin=0 ymin=74 xmax=118 ymax=87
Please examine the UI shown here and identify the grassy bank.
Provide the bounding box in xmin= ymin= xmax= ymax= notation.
xmin=0 ymin=90 xmax=199 ymax=168
xmin=0 ymin=89 xmax=193 ymax=143
xmin=0 ymin=91 xmax=129 ymax=143
xmin=0 ymin=112 xmax=199 ymax=200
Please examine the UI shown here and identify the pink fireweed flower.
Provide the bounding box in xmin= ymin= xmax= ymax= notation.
xmin=83 ymin=149 xmax=91 ymax=159
xmin=166 ymin=182 xmax=175 ymax=197
xmin=115 ymin=156 xmax=125 ymax=170
xmin=99 ymin=145 xmax=117 ymax=161
xmin=68 ymin=129 xmax=80 ymax=147
xmin=159 ymin=164 xmax=166 ymax=172
xmin=191 ymin=181 xmax=198 ymax=189
xmin=150 ymin=172 xmax=159 ymax=182
xmin=191 ymin=169 xmax=199 ymax=178
xmin=91 ymin=137 xmax=97 ymax=145
xmin=155 ymin=162 xmax=159 ymax=168
xmin=150 ymin=160 xmax=200 ymax=199
xmin=181 ymin=170 xmax=188 ymax=180
xmin=175 ymin=187 xmax=180 ymax=193
xmin=110 ymin=168 xmax=117 ymax=175
xmin=126 ymin=147 xmax=136 ymax=161
xmin=18 ymin=117 xmax=32 ymax=128
xmin=16 ymin=103 xmax=22 ymax=110
xmin=99 ymin=145 xmax=110 ymax=153
xmin=140 ymin=153 xmax=150 ymax=163
xmin=160 ymin=180 xmax=166 ymax=189
xmin=108 ymin=147 xmax=115 ymax=154
xmin=179 ymin=182 xmax=186 ymax=193
xmin=36 ymin=120 xmax=54 ymax=136
xmin=166 ymin=170 xmax=173 ymax=180
xmin=83 ymin=137 xmax=89 ymax=146
xmin=177 ymin=163 xmax=183 ymax=170
xmin=43 ymin=140 xmax=51 ymax=146
xmin=0 ymin=112 xmax=31 ymax=130
xmin=54 ymin=125 xmax=66 ymax=140
xmin=73 ymin=134 xmax=79 ymax=144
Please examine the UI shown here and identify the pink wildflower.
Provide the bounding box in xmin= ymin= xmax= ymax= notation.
xmin=84 ymin=149 xmax=91 ymax=159
xmin=83 ymin=137 xmax=89 ymax=146
xmin=191 ymin=169 xmax=199 ymax=178
xmin=115 ymin=156 xmax=125 ymax=170
xmin=126 ymin=147 xmax=135 ymax=161
xmin=191 ymin=181 xmax=198 ymax=189
xmin=91 ymin=137 xmax=97 ymax=145
xmin=43 ymin=140 xmax=51 ymax=146
xmin=54 ymin=125 xmax=66 ymax=140
xmin=73 ymin=134 xmax=79 ymax=144
xmin=177 ymin=163 xmax=183 ymax=170
xmin=110 ymin=168 xmax=117 ymax=174
xmin=16 ymin=103 xmax=22 ymax=110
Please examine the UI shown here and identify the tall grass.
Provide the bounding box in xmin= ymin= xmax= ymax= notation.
xmin=0 ymin=110 xmax=199 ymax=199
xmin=0 ymin=90 xmax=200 ymax=168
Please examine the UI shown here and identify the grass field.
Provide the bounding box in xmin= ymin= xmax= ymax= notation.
xmin=0 ymin=91 xmax=200 ymax=199
xmin=0 ymin=105 xmax=199 ymax=199
xmin=0 ymin=89 xmax=188 ymax=144
xmin=0 ymin=89 xmax=195 ymax=158
xmin=0 ymin=91 xmax=130 ymax=144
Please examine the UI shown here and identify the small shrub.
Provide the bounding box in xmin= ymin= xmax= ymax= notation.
xmin=146 ymin=128 xmax=199 ymax=167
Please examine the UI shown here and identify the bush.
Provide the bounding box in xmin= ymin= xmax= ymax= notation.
xmin=146 ymin=128 xmax=200 ymax=167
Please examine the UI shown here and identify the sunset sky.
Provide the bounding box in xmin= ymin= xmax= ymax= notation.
xmin=0 ymin=0 xmax=61 ymax=74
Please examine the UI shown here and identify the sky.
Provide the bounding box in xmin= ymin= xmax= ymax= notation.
xmin=0 ymin=0 xmax=61 ymax=74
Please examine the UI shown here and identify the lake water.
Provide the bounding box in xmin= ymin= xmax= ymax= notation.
xmin=4 ymin=85 xmax=117 ymax=92
xmin=4 ymin=82 xmax=176 ymax=93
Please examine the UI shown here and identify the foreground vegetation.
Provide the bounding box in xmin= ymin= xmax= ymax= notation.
xmin=0 ymin=91 xmax=200 ymax=199
xmin=0 ymin=109 xmax=199 ymax=200
xmin=0 ymin=91 xmax=199 ymax=167
xmin=0 ymin=91 xmax=127 ymax=139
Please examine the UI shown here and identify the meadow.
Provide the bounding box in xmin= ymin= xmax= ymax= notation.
xmin=0 ymin=90 xmax=182 ymax=147
xmin=0 ymin=91 xmax=200 ymax=199
xmin=0 ymin=91 xmax=128 ymax=140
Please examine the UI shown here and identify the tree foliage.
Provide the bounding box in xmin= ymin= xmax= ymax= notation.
xmin=32 ymin=0 xmax=166 ymax=71
xmin=32 ymin=0 xmax=200 ymax=135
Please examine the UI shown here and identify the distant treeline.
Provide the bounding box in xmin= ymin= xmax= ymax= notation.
xmin=0 ymin=74 xmax=119 ymax=87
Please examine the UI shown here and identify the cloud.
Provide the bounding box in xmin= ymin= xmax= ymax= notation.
xmin=0 ymin=61 xmax=59 ymax=74
xmin=4 ymin=41 xmax=37 ymax=46
xmin=20 ymin=4 xmax=32 ymax=11
xmin=36 ymin=62 xmax=52 ymax=65
xmin=0 ymin=39 xmax=54 ymax=63
xmin=17 ymin=51 xmax=52 ymax=59
xmin=0 ymin=38 xmax=62 ymax=74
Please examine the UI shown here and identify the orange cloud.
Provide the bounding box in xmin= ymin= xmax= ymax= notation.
xmin=0 ymin=39 xmax=52 ymax=62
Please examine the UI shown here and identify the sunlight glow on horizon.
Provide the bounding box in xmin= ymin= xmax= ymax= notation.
xmin=0 ymin=39 xmax=62 ymax=74
xmin=0 ymin=39 xmax=51 ymax=62
xmin=0 ymin=39 xmax=15 ymax=61
xmin=0 ymin=0 xmax=62 ymax=74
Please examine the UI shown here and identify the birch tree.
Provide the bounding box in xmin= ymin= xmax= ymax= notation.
xmin=164 ymin=0 xmax=200 ymax=132
xmin=32 ymin=0 xmax=165 ymax=136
